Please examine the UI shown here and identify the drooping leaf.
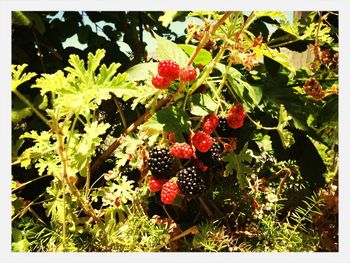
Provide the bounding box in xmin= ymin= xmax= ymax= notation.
xmin=126 ymin=62 xmax=158 ymax=81
xmin=154 ymin=33 xmax=189 ymax=66
xmin=141 ymin=106 xmax=191 ymax=133
xmin=216 ymin=63 xmax=262 ymax=108
xmin=179 ymin=44 xmax=212 ymax=66
xmin=189 ymin=93 xmax=217 ymax=116
xmin=257 ymin=44 xmax=296 ymax=74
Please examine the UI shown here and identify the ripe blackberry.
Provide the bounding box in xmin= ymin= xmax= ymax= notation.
xmin=161 ymin=178 xmax=180 ymax=204
xmin=158 ymin=60 xmax=180 ymax=81
xmin=196 ymin=141 xmax=223 ymax=167
xmin=148 ymin=148 xmax=174 ymax=178
xmin=177 ymin=166 xmax=206 ymax=198
xmin=216 ymin=116 xmax=236 ymax=137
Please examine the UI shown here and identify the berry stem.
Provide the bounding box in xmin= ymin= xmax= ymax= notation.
xmin=12 ymin=89 xmax=52 ymax=128
xmin=112 ymin=95 xmax=128 ymax=130
xmin=198 ymin=197 xmax=213 ymax=218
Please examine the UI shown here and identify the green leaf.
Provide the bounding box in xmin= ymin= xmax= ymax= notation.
xmin=126 ymin=62 xmax=158 ymax=81
xmin=189 ymin=93 xmax=217 ymax=116
xmin=316 ymin=96 xmax=338 ymax=125
xmin=215 ymin=63 xmax=262 ymax=108
xmin=258 ymin=44 xmax=295 ymax=74
xmin=223 ymin=142 xmax=253 ymax=190
xmin=12 ymin=11 xmax=31 ymax=26
xmin=12 ymin=64 xmax=37 ymax=91
xmin=72 ymin=121 xmax=110 ymax=176
xmin=277 ymin=104 xmax=295 ymax=149
xmin=26 ymin=12 xmax=46 ymax=34
xmin=141 ymin=106 xmax=191 ymax=133
xmin=254 ymin=133 xmax=273 ymax=152
xmin=255 ymin=11 xmax=288 ymax=20
xmin=12 ymin=94 xmax=48 ymax=124
xmin=159 ymin=11 xmax=178 ymax=27
xmin=12 ymin=239 xmax=31 ymax=252
xmin=154 ymin=33 xmax=189 ymax=66
xmin=179 ymin=44 xmax=212 ymax=66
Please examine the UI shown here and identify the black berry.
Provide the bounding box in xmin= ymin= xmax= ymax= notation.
xmin=177 ymin=166 xmax=206 ymax=198
xmin=148 ymin=147 xmax=174 ymax=178
xmin=196 ymin=141 xmax=223 ymax=167
xmin=216 ymin=116 xmax=237 ymax=137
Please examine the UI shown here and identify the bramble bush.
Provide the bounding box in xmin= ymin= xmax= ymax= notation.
xmin=11 ymin=11 xmax=338 ymax=252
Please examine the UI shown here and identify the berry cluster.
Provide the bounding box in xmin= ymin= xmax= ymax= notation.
xmin=147 ymin=105 xmax=246 ymax=204
xmin=151 ymin=60 xmax=197 ymax=89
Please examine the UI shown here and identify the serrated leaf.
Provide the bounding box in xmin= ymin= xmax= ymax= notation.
xmin=223 ymin=142 xmax=253 ymax=190
xmin=154 ymin=33 xmax=189 ymax=66
xmin=12 ymin=64 xmax=37 ymax=91
xmin=141 ymin=106 xmax=191 ymax=133
xmin=126 ymin=62 xmax=158 ymax=81
xmin=189 ymin=93 xmax=217 ymax=116
xmin=254 ymin=134 xmax=273 ymax=152
xmin=179 ymin=44 xmax=212 ymax=66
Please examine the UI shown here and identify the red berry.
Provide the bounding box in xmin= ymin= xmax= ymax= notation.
xmin=170 ymin=142 xmax=194 ymax=159
xmin=226 ymin=112 xmax=244 ymax=129
xmin=192 ymin=131 xmax=213 ymax=153
xmin=158 ymin=60 xmax=180 ymax=81
xmin=202 ymin=114 xmax=219 ymax=134
xmin=161 ymin=178 xmax=180 ymax=204
xmin=179 ymin=66 xmax=197 ymax=82
xmin=229 ymin=104 xmax=246 ymax=119
xmin=148 ymin=176 xmax=166 ymax=192
xmin=151 ymin=74 xmax=172 ymax=89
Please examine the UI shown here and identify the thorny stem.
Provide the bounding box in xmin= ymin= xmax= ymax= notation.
xmin=55 ymin=123 xmax=101 ymax=238
xmin=55 ymin=124 xmax=68 ymax=250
